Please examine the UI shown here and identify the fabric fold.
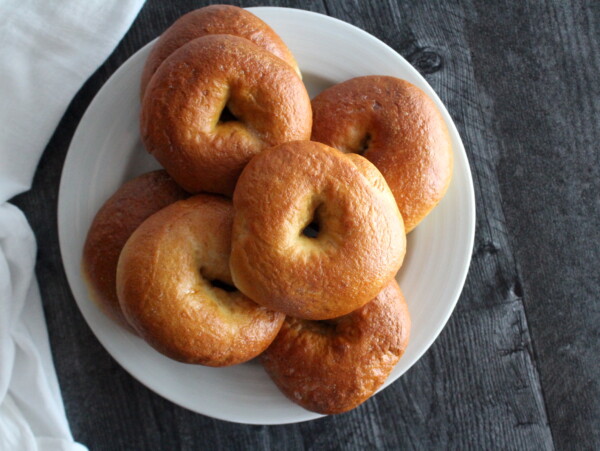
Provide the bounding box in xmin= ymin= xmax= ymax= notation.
xmin=0 ymin=1 xmax=146 ymax=449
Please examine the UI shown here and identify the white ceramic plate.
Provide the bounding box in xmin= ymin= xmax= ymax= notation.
xmin=58 ymin=7 xmax=475 ymax=424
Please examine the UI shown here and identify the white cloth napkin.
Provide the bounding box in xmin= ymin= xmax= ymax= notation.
xmin=0 ymin=1 xmax=145 ymax=449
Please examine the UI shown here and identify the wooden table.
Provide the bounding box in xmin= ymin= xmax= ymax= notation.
xmin=13 ymin=1 xmax=599 ymax=449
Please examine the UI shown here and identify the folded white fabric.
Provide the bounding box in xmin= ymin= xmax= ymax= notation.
xmin=0 ymin=1 xmax=145 ymax=449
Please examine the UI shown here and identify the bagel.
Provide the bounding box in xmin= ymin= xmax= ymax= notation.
xmin=116 ymin=194 xmax=285 ymax=366
xmin=141 ymin=34 xmax=312 ymax=197
xmin=311 ymin=76 xmax=453 ymax=232
xmin=82 ymin=170 xmax=187 ymax=327
xmin=140 ymin=4 xmax=300 ymax=97
xmin=261 ymin=279 xmax=411 ymax=414
xmin=230 ymin=141 xmax=406 ymax=320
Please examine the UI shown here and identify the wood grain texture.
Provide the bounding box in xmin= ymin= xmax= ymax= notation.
xmin=462 ymin=2 xmax=600 ymax=447
xmin=10 ymin=0 xmax=599 ymax=449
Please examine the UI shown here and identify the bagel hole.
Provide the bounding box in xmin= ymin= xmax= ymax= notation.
xmin=218 ymin=103 xmax=238 ymax=124
xmin=208 ymin=278 xmax=237 ymax=293
xmin=356 ymin=133 xmax=372 ymax=155
xmin=301 ymin=203 xmax=325 ymax=239
xmin=302 ymin=221 xmax=320 ymax=238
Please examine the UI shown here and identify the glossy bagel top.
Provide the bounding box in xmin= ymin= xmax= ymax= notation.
xmin=230 ymin=141 xmax=406 ymax=320
xmin=312 ymin=76 xmax=453 ymax=232
xmin=140 ymin=4 xmax=300 ymax=97
xmin=116 ymin=195 xmax=285 ymax=366
xmin=140 ymin=34 xmax=312 ymax=196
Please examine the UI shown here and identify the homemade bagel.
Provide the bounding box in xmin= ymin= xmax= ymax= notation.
xmin=82 ymin=170 xmax=187 ymax=327
xmin=230 ymin=141 xmax=405 ymax=320
xmin=261 ymin=279 xmax=411 ymax=414
xmin=141 ymin=34 xmax=312 ymax=196
xmin=140 ymin=4 xmax=300 ymax=97
xmin=311 ymin=76 xmax=453 ymax=232
xmin=116 ymin=195 xmax=285 ymax=366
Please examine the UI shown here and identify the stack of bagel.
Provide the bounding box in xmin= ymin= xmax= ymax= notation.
xmin=82 ymin=5 xmax=452 ymax=415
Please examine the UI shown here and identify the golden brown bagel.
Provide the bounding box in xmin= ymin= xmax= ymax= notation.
xmin=311 ymin=76 xmax=453 ymax=232
xmin=140 ymin=4 xmax=300 ymax=97
xmin=230 ymin=141 xmax=405 ymax=320
xmin=141 ymin=34 xmax=312 ymax=196
xmin=116 ymin=195 xmax=285 ymax=366
xmin=82 ymin=170 xmax=187 ymax=328
xmin=261 ymin=279 xmax=411 ymax=414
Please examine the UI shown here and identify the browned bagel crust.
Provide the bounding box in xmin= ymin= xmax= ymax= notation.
xmin=261 ymin=279 xmax=411 ymax=414
xmin=141 ymin=35 xmax=312 ymax=196
xmin=82 ymin=170 xmax=187 ymax=328
xmin=140 ymin=4 xmax=300 ymax=97
xmin=311 ymin=76 xmax=453 ymax=232
xmin=116 ymin=195 xmax=285 ymax=366
xmin=230 ymin=141 xmax=405 ymax=320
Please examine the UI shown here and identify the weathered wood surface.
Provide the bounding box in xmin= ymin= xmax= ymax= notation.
xmin=12 ymin=0 xmax=599 ymax=449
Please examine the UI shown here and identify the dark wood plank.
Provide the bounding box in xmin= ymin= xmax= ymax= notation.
xmin=462 ymin=1 xmax=600 ymax=447
xmin=10 ymin=0 xmax=600 ymax=449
